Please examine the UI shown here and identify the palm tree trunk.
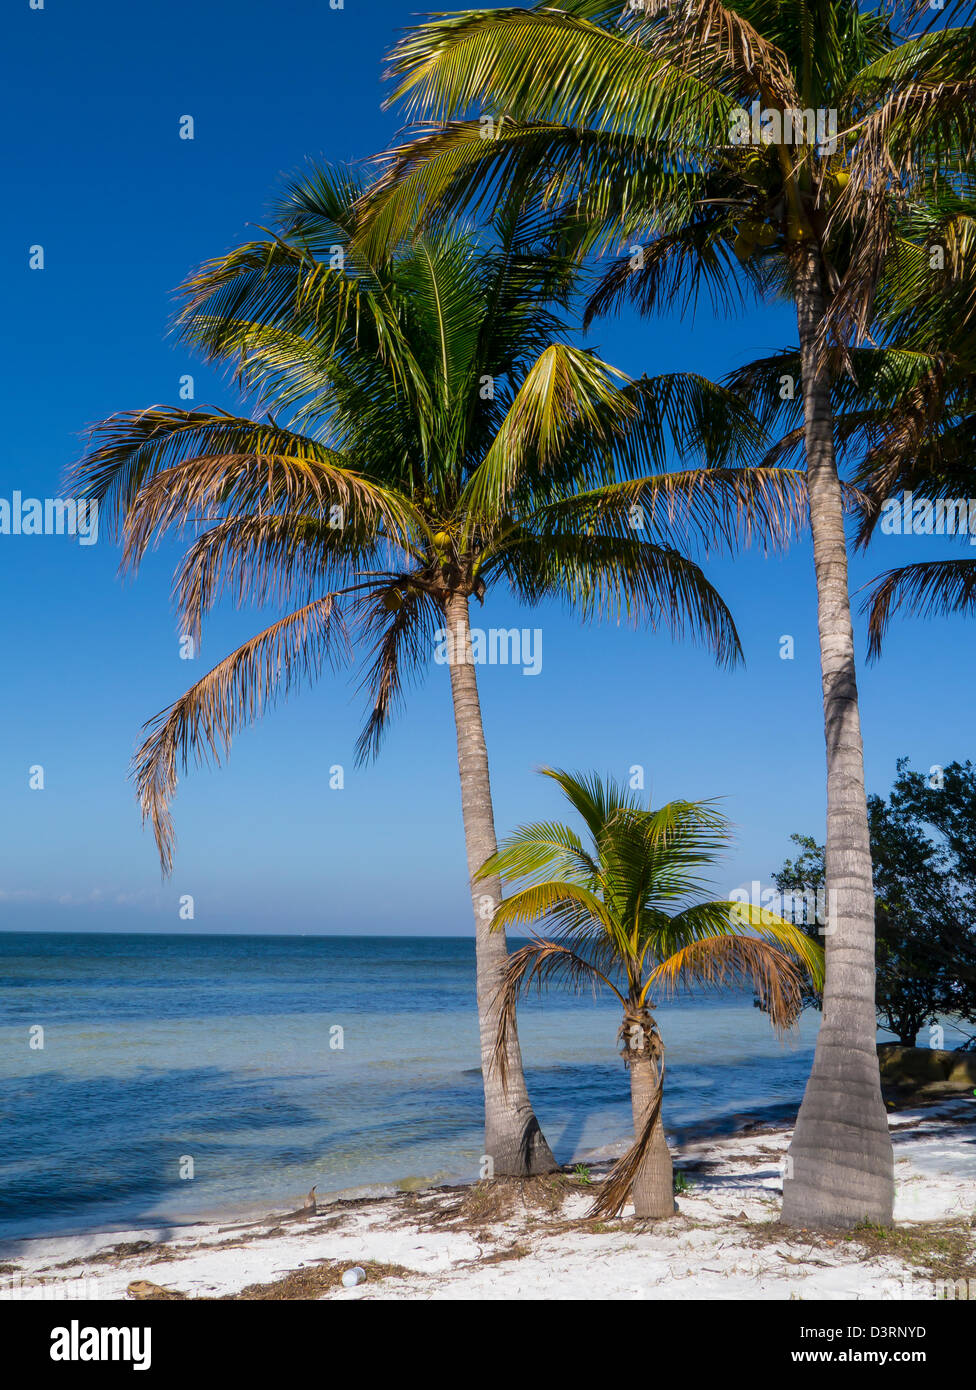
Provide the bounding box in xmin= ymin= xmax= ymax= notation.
xmin=782 ymin=244 xmax=894 ymax=1229
xmin=628 ymin=1045 xmax=673 ymax=1219
xmin=443 ymin=590 xmax=557 ymax=1177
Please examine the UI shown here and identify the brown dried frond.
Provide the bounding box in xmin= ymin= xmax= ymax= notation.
xmin=640 ymin=0 xmax=798 ymax=110
xmin=119 ymin=450 xmax=411 ymax=577
xmin=649 ymin=935 xmax=804 ymax=1031
xmin=133 ymin=596 xmax=349 ymax=873
xmin=492 ymin=939 xmax=611 ymax=1089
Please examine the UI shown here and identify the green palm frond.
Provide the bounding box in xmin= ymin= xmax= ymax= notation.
xmin=385 ymin=4 xmax=732 ymax=142
xmin=488 ymin=879 xmax=616 ymax=937
xmin=484 ymin=768 xmax=822 ymax=1063
xmin=499 ymin=531 xmax=745 ymax=665
xmin=478 ymin=819 xmax=602 ymax=885
xmin=514 ymin=464 xmax=807 ymax=554
xmin=583 ymin=216 xmax=762 ymax=327
xmin=461 ymin=343 xmax=634 ymax=518
xmin=540 ymin=766 xmax=641 ymax=844
xmin=178 ymin=237 xmax=424 ymax=405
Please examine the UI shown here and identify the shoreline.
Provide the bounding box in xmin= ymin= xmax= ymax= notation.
xmin=2 ymin=1095 xmax=973 ymax=1301
xmin=0 ymin=1085 xmax=958 ymax=1253
xmin=0 ymin=1098 xmax=810 ymax=1252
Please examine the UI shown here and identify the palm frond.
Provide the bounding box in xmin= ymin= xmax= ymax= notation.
xmin=863 ymin=558 xmax=976 ymax=659
xmin=133 ymin=597 xmax=350 ymax=873
xmin=488 ymin=879 xmax=615 ymax=937
xmin=461 ymin=343 xmax=634 ymax=518
xmin=352 ymin=583 xmax=444 ymax=763
xmin=493 ymin=531 xmax=744 ymax=666
xmin=71 ymin=407 xmax=414 ymax=556
xmin=477 ymin=820 xmax=602 ymax=886
xmin=492 ymin=935 xmax=626 ymax=1087
xmin=173 ymin=512 xmax=385 ymax=643
xmin=648 ymin=934 xmax=805 ymax=1031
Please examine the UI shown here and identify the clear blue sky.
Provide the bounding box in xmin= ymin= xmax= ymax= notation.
xmin=1 ymin=0 xmax=969 ymax=935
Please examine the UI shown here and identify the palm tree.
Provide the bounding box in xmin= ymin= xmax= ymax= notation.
xmin=70 ymin=165 xmax=796 ymax=1177
xmin=479 ymin=768 xmax=824 ymax=1218
xmin=354 ymin=0 xmax=976 ymax=1227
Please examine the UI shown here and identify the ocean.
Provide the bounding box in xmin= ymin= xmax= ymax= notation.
xmin=0 ymin=930 xmax=874 ymax=1241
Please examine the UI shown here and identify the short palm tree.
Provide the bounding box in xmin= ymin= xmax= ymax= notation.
xmin=480 ymin=768 xmax=824 ymax=1218
xmin=356 ymin=0 xmax=976 ymax=1227
xmin=70 ymin=165 xmax=795 ymax=1177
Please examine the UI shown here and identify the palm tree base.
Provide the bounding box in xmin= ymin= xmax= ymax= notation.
xmin=486 ymin=1115 xmax=559 ymax=1177
xmin=632 ymin=1194 xmax=676 ymax=1220
xmin=782 ymin=1037 xmax=895 ymax=1229
xmin=632 ymin=1126 xmax=675 ymax=1219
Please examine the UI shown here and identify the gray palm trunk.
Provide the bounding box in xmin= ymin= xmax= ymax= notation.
xmin=781 ymin=245 xmax=894 ymax=1229
xmin=627 ymin=1016 xmax=674 ymax=1218
xmin=443 ymin=590 xmax=558 ymax=1177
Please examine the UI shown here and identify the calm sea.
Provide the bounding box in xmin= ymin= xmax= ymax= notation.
xmin=0 ymin=931 xmax=834 ymax=1240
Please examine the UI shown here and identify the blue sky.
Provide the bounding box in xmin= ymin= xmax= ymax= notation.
xmin=1 ymin=0 xmax=970 ymax=935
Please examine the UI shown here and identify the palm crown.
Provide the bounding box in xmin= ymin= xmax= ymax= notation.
xmin=72 ymin=165 xmax=795 ymax=870
xmin=482 ymin=768 xmax=824 ymax=1041
xmin=363 ymin=0 xmax=971 ymax=342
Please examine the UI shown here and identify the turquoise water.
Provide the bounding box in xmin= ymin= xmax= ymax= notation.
xmin=0 ymin=931 xmax=835 ymax=1240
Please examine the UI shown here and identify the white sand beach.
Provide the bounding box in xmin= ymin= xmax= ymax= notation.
xmin=3 ymin=1097 xmax=973 ymax=1302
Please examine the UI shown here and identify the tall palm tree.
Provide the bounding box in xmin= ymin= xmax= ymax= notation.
xmin=480 ymin=768 xmax=824 ymax=1218
xmin=71 ymin=165 xmax=795 ymax=1177
xmin=355 ymin=0 xmax=976 ymax=1227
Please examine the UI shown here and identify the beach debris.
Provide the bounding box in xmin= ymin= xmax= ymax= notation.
xmin=341 ymin=1266 xmax=366 ymax=1288
xmin=305 ymin=1186 xmax=318 ymax=1212
xmin=126 ymin=1280 xmax=186 ymax=1300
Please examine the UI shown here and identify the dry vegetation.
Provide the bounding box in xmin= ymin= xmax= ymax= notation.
xmin=732 ymin=1212 xmax=976 ymax=1285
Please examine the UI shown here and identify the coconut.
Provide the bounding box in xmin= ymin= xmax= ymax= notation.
xmin=733 ymin=230 xmax=758 ymax=263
